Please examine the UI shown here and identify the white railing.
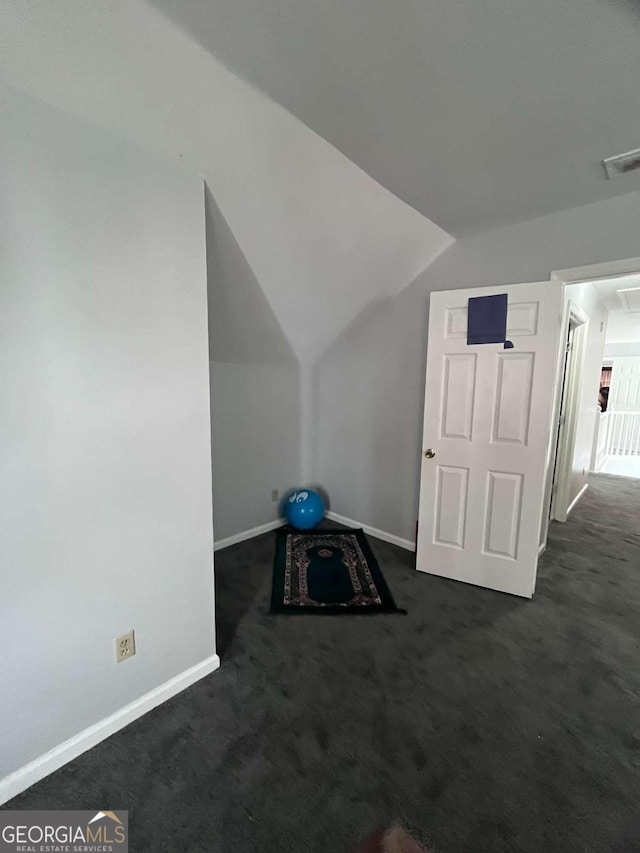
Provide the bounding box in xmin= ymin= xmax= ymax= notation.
xmin=605 ymin=411 xmax=640 ymax=457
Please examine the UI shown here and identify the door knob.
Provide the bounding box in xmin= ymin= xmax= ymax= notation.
xmin=424 ymin=449 xmax=436 ymax=459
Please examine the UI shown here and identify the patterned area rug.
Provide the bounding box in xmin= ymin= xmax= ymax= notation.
xmin=271 ymin=528 xmax=405 ymax=614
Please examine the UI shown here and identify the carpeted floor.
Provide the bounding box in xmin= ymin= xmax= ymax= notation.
xmin=6 ymin=475 xmax=640 ymax=852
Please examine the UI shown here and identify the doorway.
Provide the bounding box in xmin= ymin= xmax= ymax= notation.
xmin=415 ymin=258 xmax=640 ymax=599
xmin=550 ymin=258 xmax=640 ymax=498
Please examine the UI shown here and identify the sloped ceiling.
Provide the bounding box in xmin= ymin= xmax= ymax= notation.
xmin=152 ymin=0 xmax=640 ymax=236
xmin=0 ymin=0 xmax=452 ymax=365
xmin=606 ymin=311 xmax=640 ymax=344
xmin=591 ymin=274 xmax=640 ymax=311
xmin=592 ymin=274 xmax=640 ymax=343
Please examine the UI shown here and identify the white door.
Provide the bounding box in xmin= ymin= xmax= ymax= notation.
xmin=607 ymin=358 xmax=640 ymax=459
xmin=610 ymin=358 xmax=640 ymax=411
xmin=416 ymin=281 xmax=563 ymax=598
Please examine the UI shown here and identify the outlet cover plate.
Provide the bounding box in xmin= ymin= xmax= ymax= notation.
xmin=116 ymin=629 xmax=136 ymax=663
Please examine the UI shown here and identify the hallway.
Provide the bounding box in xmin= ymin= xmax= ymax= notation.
xmin=7 ymin=475 xmax=640 ymax=853
xmin=600 ymin=456 xmax=640 ymax=478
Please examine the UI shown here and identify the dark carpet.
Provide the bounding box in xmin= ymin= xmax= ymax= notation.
xmin=6 ymin=475 xmax=640 ymax=852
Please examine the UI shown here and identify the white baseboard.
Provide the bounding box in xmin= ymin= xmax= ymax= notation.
xmin=213 ymin=511 xmax=416 ymax=553
xmin=0 ymin=653 xmax=220 ymax=805
xmin=325 ymin=510 xmax=415 ymax=552
xmin=214 ymin=518 xmax=285 ymax=551
xmin=566 ymin=483 xmax=589 ymax=518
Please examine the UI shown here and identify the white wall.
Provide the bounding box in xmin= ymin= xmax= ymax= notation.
xmin=315 ymin=190 xmax=640 ymax=542
xmin=604 ymin=342 xmax=640 ymax=358
xmin=210 ymin=364 xmax=299 ymax=537
xmin=205 ymin=193 xmax=300 ymax=540
xmin=604 ymin=311 xmax=640 ymax=346
xmin=0 ymin=0 xmax=452 ymax=542
xmin=0 ymin=86 xmax=217 ymax=786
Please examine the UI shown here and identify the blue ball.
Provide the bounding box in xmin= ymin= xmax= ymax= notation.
xmin=285 ymin=489 xmax=325 ymax=530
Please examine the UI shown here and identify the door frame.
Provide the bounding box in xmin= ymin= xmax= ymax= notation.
xmin=550 ymin=302 xmax=589 ymax=522
xmin=538 ymin=256 xmax=640 ymax=548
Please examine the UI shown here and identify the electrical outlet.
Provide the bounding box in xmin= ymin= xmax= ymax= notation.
xmin=115 ymin=629 xmax=136 ymax=663
xmin=271 ymin=488 xmax=279 ymax=502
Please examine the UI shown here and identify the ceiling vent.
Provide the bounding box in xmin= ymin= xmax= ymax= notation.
xmin=603 ymin=147 xmax=640 ymax=179
xmin=617 ymin=287 xmax=640 ymax=313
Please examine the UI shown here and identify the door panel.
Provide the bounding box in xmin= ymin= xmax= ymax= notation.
xmin=434 ymin=465 xmax=469 ymax=549
xmin=507 ymin=302 xmax=539 ymax=336
xmin=483 ymin=471 xmax=523 ymax=559
xmin=492 ymin=352 xmax=534 ymax=445
xmin=416 ymin=282 xmax=563 ymax=598
xmin=611 ymin=358 xmax=640 ymax=411
xmin=441 ymin=354 xmax=476 ymax=440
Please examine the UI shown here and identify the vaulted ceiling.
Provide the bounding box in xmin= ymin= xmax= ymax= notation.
xmin=5 ymin=0 xmax=640 ymax=365
xmin=152 ymin=0 xmax=640 ymax=235
xmin=0 ymin=0 xmax=451 ymax=365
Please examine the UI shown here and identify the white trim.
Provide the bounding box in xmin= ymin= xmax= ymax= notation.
xmin=551 ymin=301 xmax=589 ymax=523
xmin=214 ymin=518 xmax=285 ymax=551
xmin=214 ymin=513 xmax=416 ymax=553
xmin=566 ymin=483 xmax=589 ymax=518
xmin=0 ymin=654 xmax=220 ymax=805
xmin=325 ymin=510 xmax=415 ymax=552
xmin=551 ymin=257 xmax=640 ymax=284
xmin=538 ymin=542 xmax=546 ymax=557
